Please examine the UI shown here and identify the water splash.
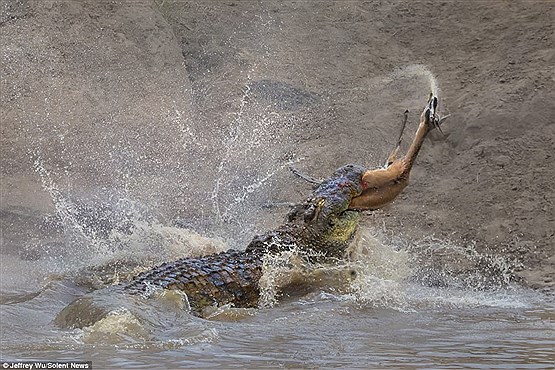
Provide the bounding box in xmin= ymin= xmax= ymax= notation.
xmin=256 ymin=227 xmax=534 ymax=312
xmin=80 ymin=307 xmax=150 ymax=344
xmin=206 ymin=72 xmax=300 ymax=239
xmin=346 ymin=229 xmax=531 ymax=310
xmin=160 ymin=328 xmax=219 ymax=349
xmin=211 ymin=76 xmax=252 ymax=224
xmin=29 ymin=151 xmax=228 ymax=284
xmin=346 ymin=229 xmax=414 ymax=312
xmin=407 ymin=236 xmax=522 ymax=290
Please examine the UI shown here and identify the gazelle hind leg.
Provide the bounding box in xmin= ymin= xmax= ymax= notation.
xmin=385 ymin=110 xmax=409 ymax=167
xmin=289 ymin=165 xmax=322 ymax=186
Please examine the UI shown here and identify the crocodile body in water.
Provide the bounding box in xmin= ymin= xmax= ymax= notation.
xmin=56 ymin=95 xmax=446 ymax=328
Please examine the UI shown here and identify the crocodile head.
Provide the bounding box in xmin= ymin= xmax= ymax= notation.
xmin=249 ymin=164 xmax=366 ymax=260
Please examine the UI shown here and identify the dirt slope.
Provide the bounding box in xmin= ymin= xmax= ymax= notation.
xmin=1 ymin=0 xmax=553 ymax=291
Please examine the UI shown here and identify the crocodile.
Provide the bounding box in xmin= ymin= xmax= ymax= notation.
xmin=55 ymin=95 xmax=447 ymax=328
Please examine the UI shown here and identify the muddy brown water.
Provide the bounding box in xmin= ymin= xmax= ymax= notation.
xmin=1 ymin=229 xmax=553 ymax=369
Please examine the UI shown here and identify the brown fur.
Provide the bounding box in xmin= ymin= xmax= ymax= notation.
xmin=349 ymin=96 xmax=441 ymax=210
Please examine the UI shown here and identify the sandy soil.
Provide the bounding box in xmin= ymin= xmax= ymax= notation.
xmin=1 ymin=1 xmax=553 ymax=292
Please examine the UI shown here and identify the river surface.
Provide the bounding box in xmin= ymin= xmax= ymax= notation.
xmin=1 ymin=228 xmax=553 ymax=369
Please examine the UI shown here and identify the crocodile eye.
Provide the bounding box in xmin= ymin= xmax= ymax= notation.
xmin=304 ymin=204 xmax=316 ymax=222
